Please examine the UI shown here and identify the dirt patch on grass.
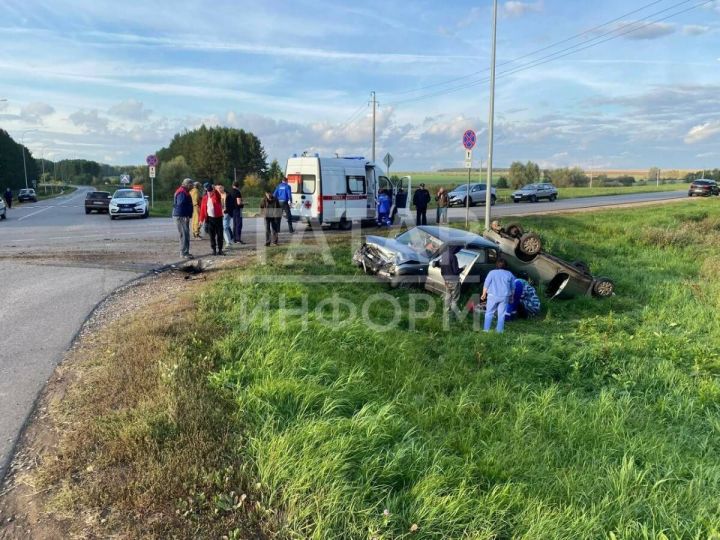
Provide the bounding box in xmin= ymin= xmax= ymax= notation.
xmin=0 ymin=261 xmax=266 ymax=539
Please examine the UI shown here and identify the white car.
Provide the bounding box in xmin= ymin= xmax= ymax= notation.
xmin=109 ymin=189 xmax=149 ymax=220
xmin=0 ymin=197 xmax=6 ymax=220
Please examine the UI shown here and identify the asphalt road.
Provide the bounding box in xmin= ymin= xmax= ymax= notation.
xmin=0 ymin=185 xmax=689 ymax=480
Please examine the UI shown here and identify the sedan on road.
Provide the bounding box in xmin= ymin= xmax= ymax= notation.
xmin=447 ymin=183 xmax=497 ymax=207
xmin=109 ymin=189 xmax=149 ymax=219
xmin=17 ymin=188 xmax=38 ymax=203
xmin=688 ymin=180 xmax=719 ymax=197
xmin=85 ymin=191 xmax=112 ymax=214
xmin=0 ymin=197 xmax=6 ymax=220
xmin=353 ymin=225 xmax=500 ymax=293
xmin=512 ymin=183 xmax=558 ymax=203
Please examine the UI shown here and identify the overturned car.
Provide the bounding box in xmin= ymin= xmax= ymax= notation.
xmin=483 ymin=224 xmax=614 ymax=299
xmin=353 ymin=226 xmax=500 ymax=294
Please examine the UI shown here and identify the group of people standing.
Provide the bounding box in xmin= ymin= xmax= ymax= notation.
xmin=410 ymin=184 xmax=450 ymax=226
xmin=172 ymin=178 xmax=245 ymax=259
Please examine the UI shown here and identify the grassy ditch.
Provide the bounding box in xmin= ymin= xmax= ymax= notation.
xmin=27 ymin=200 xmax=720 ymax=538
xmin=194 ymin=201 xmax=720 ymax=538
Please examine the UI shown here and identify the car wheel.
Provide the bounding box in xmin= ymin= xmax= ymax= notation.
xmin=513 ymin=199 xmax=519 ymax=204
xmin=549 ymin=194 xmax=557 ymax=202
xmin=110 ymin=215 xmax=117 ymax=220
xmin=688 ymin=193 xmax=692 ymax=197
xmin=490 ymin=194 xmax=496 ymax=206
xmin=339 ymin=219 xmax=352 ymax=231
xmin=530 ymin=195 xmax=538 ymax=203
xmin=518 ymin=232 xmax=542 ymax=256
xmin=0 ymin=213 xmax=5 ymax=220
xmin=505 ymin=223 xmax=524 ymax=238
xmin=572 ymin=260 xmax=590 ymax=274
xmin=592 ymin=278 xmax=615 ymax=298
xmin=85 ymin=208 xmax=90 ymax=214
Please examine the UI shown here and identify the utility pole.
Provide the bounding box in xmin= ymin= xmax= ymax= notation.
xmin=370 ymin=91 xmax=377 ymax=162
xmin=484 ymin=0 xmax=498 ymax=231
xmin=656 ymin=167 xmax=660 ymax=187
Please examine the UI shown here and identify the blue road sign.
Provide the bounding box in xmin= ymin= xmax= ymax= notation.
xmin=463 ymin=129 xmax=476 ymax=150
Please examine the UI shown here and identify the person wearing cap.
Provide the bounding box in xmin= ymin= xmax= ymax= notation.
xmin=190 ymin=181 xmax=202 ymax=238
xmin=273 ymin=177 xmax=294 ymax=233
xmin=172 ymin=178 xmax=194 ymax=259
xmin=413 ymin=183 xmax=431 ymax=225
xmin=199 ymin=182 xmax=225 ymax=256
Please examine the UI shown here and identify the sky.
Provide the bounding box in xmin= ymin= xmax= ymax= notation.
xmin=1 ymin=0 xmax=720 ymax=172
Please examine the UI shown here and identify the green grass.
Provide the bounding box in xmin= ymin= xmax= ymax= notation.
xmin=192 ymin=200 xmax=720 ymax=538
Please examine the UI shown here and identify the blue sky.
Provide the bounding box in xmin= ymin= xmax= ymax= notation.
xmin=1 ymin=0 xmax=719 ymax=171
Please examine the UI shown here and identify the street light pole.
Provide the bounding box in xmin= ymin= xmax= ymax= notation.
xmin=484 ymin=0 xmax=499 ymax=231
xmin=21 ymin=130 xmax=37 ymax=190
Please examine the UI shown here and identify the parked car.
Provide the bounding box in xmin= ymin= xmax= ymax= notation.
xmin=0 ymin=197 xmax=6 ymax=220
xmin=447 ymin=183 xmax=497 ymax=207
xmin=85 ymin=190 xmax=111 ymax=214
xmin=353 ymin=225 xmax=499 ymax=293
xmin=17 ymin=188 xmax=38 ymax=203
xmin=688 ymin=180 xmax=719 ymax=197
xmin=109 ymin=189 xmax=149 ymax=219
xmin=483 ymin=224 xmax=614 ymax=298
xmin=512 ymin=183 xmax=558 ymax=203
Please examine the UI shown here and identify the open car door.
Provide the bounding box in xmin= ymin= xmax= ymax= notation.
xmin=425 ymin=247 xmax=498 ymax=295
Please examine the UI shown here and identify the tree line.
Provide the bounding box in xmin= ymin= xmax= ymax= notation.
xmin=153 ymin=125 xmax=277 ymax=199
xmin=0 ymin=129 xmax=39 ymax=191
xmin=498 ymin=161 xmax=710 ymax=189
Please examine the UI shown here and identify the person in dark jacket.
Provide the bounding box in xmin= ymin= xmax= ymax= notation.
xmin=413 ymin=183 xmax=431 ymax=225
xmin=440 ymin=244 xmax=462 ymax=318
xmin=199 ymin=182 xmax=225 ymax=255
xmin=231 ymin=181 xmax=245 ymax=244
xmin=260 ymin=191 xmax=282 ymax=246
xmin=4 ymin=188 xmax=12 ymax=209
xmin=172 ymin=178 xmax=194 ymax=259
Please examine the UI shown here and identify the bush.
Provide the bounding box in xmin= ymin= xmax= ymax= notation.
xmin=243 ymin=173 xmax=267 ymax=196
xmin=495 ymin=176 xmax=509 ymax=189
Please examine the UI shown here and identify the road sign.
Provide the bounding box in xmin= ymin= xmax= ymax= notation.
xmin=464 ymin=160 xmax=472 ymax=169
xmin=146 ymin=154 xmax=158 ymax=167
xmin=383 ymin=152 xmax=394 ymax=169
xmin=120 ymin=174 xmax=130 ymax=184
xmin=465 ymin=149 xmax=472 ymax=161
xmin=462 ymin=129 xmax=476 ymax=150
xmin=148 ymin=166 xmax=156 ymax=178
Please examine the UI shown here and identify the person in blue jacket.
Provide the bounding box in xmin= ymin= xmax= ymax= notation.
xmin=273 ymin=177 xmax=294 ymax=233
xmin=172 ymin=178 xmax=194 ymax=259
xmin=377 ymin=189 xmax=392 ymax=226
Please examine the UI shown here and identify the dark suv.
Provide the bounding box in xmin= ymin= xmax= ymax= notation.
xmin=688 ymin=180 xmax=719 ymax=197
xmin=85 ymin=191 xmax=112 ymax=213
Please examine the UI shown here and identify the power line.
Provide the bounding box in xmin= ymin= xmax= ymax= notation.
xmin=386 ymin=0 xmax=672 ymax=97
xmin=388 ymin=0 xmax=709 ymax=107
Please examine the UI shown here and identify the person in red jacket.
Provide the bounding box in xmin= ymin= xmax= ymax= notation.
xmin=199 ymin=182 xmax=225 ymax=255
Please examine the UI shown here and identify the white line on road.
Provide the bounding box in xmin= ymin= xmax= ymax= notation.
xmin=17 ymin=206 xmax=55 ymax=221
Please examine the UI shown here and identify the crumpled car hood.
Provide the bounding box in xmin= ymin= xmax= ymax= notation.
xmin=364 ymin=235 xmax=430 ymax=264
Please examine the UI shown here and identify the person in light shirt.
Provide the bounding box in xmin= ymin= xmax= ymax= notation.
xmin=480 ymin=258 xmax=515 ymax=333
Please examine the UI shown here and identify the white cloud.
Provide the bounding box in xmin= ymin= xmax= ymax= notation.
xmin=685 ymin=121 xmax=720 ymax=143
xmin=503 ymin=1 xmax=542 ymax=17
xmin=108 ymin=100 xmax=152 ymax=121
xmin=682 ymin=24 xmax=710 ymax=36
xmin=69 ymin=109 xmax=109 ymax=133
xmin=620 ymin=21 xmax=675 ymax=40
xmin=20 ymin=101 xmax=55 ymax=122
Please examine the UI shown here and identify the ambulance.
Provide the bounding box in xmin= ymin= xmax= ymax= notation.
xmin=284 ymin=153 xmax=411 ymax=229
